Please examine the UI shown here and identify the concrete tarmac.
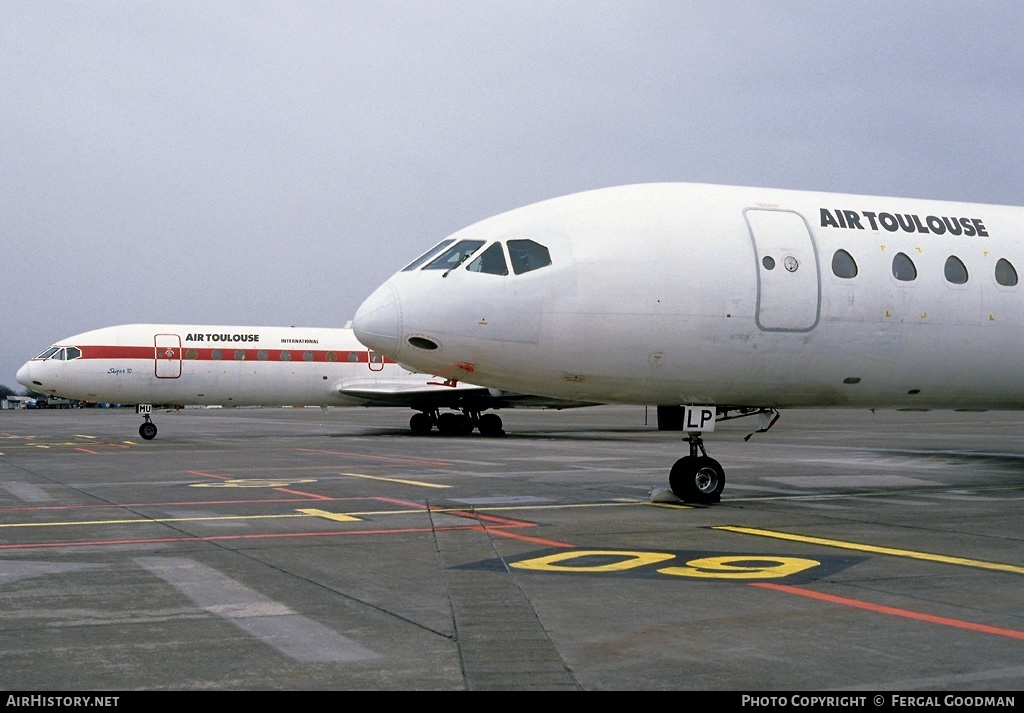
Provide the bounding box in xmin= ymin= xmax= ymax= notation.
xmin=0 ymin=404 xmax=1021 ymax=692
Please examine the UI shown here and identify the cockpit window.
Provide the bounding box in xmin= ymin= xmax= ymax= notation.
xmin=422 ymin=240 xmax=485 ymax=270
xmin=65 ymin=347 xmax=82 ymax=360
xmin=507 ymin=239 xmax=551 ymax=274
xmin=401 ymin=239 xmax=454 ymax=272
xmin=467 ymin=242 xmax=509 ymax=275
xmin=35 ymin=347 xmax=60 ymax=360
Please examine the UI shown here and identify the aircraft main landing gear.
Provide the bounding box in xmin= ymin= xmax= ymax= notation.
xmin=669 ymin=432 xmax=724 ymax=504
xmin=408 ymin=408 xmax=504 ymax=437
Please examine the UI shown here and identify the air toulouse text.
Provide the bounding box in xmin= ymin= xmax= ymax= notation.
xmin=820 ymin=209 xmax=988 ymax=237
xmin=184 ymin=334 xmax=259 ymax=343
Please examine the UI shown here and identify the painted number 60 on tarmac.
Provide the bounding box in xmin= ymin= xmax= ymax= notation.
xmin=510 ymin=550 xmax=820 ymax=579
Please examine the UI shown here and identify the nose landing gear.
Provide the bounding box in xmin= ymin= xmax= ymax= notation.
xmin=669 ymin=433 xmax=724 ymax=504
xmin=136 ymin=404 xmax=157 ymax=440
xmin=664 ymin=406 xmax=779 ymax=505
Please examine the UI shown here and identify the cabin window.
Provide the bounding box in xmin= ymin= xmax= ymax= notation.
xmin=234 ymin=349 xmax=245 ymax=360
xmin=186 ymin=349 xmax=198 ymax=360
xmin=303 ymin=350 xmax=314 ymax=361
xmin=995 ymin=258 xmax=1018 ymax=286
xmin=402 ymin=239 xmax=454 ymax=271
xmin=422 ymin=240 xmax=485 ymax=270
xmin=507 ymin=239 xmax=552 ymax=274
xmin=467 ymin=242 xmax=509 ymax=275
xmin=943 ymin=255 xmax=968 ymax=284
xmin=831 ymin=249 xmax=858 ymax=278
xmin=892 ymin=252 xmax=917 ymax=282
xmin=257 ymin=350 xmax=269 ymax=360
xmin=280 ymin=350 xmax=292 ymax=361
xmin=212 ymin=349 xmax=223 ymax=360
xmin=347 ymin=351 xmax=359 ymax=362
xmin=326 ymin=351 xmax=337 ymax=362
xmin=761 ymin=256 xmax=775 ymax=270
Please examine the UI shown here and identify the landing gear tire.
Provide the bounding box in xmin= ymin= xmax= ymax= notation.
xmin=669 ymin=455 xmax=724 ymax=504
xmin=437 ymin=412 xmax=462 ymax=436
xmin=477 ymin=413 xmax=504 ymax=437
xmin=139 ymin=422 xmax=158 ymax=440
xmin=409 ymin=412 xmax=434 ymax=436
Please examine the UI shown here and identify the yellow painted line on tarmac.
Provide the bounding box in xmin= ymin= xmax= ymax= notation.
xmin=0 ymin=509 xmax=370 ymax=529
xmin=340 ymin=471 xmax=450 ymax=489
xmin=297 ymin=508 xmax=361 ymax=522
xmin=716 ymin=526 xmax=1024 ymax=575
xmin=0 ymin=501 xmax=651 ymax=531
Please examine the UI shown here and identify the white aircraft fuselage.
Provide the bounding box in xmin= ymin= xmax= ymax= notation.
xmin=19 ymin=324 xmax=410 ymax=407
xmin=17 ymin=324 xmax=588 ymax=440
xmin=352 ymin=182 xmax=1024 ymax=502
xmin=354 ymin=182 xmax=1024 ymax=410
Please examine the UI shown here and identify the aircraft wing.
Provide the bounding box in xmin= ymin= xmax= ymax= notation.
xmin=336 ymin=377 xmax=597 ymax=410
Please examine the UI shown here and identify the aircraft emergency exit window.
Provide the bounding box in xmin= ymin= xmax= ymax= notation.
xmin=507 ymin=239 xmax=552 ymax=274
xmin=467 ymin=242 xmax=509 ymax=275
xmin=943 ymin=255 xmax=968 ymax=284
xmin=36 ymin=347 xmax=59 ymax=360
xmin=995 ymin=258 xmax=1018 ymax=286
xmin=892 ymin=252 xmax=917 ymax=282
xmin=280 ymin=351 xmax=292 ymax=361
xmin=422 ymin=240 xmax=485 ymax=270
xmin=402 ymin=239 xmax=455 ymax=271
xmin=831 ymin=249 xmax=858 ymax=278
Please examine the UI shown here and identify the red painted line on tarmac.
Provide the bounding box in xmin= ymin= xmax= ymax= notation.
xmin=377 ymin=496 xmax=432 ymax=509
xmin=753 ymin=582 xmax=1024 ymax=640
xmin=447 ymin=509 xmax=541 ymax=528
xmin=296 ymin=448 xmax=452 ymax=466
xmin=376 ymin=499 xmax=548 ymax=529
xmin=485 ymin=528 xmax=575 ymax=548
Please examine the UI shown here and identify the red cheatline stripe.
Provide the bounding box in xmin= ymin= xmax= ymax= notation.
xmin=753 ymin=582 xmax=1024 ymax=640
xmin=59 ymin=345 xmax=395 ymax=364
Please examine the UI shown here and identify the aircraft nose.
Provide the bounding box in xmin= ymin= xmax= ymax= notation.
xmin=353 ymin=282 xmax=401 ymax=357
xmin=16 ymin=361 xmax=33 ymax=389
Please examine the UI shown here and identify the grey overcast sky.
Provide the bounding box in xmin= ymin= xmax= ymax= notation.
xmin=3 ymin=1 xmax=1023 ymax=391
